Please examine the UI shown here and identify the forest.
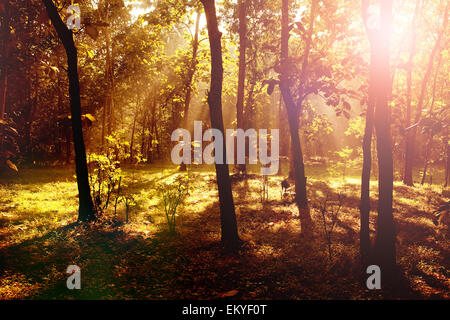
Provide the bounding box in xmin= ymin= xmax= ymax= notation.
xmin=0 ymin=0 xmax=448 ymax=300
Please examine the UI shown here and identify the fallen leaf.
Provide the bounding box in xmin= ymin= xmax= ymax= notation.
xmin=6 ymin=160 xmax=18 ymax=172
xmin=218 ymin=289 xmax=239 ymax=298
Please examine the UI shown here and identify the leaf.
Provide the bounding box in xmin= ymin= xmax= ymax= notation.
xmin=86 ymin=49 xmax=94 ymax=59
xmin=218 ymin=290 xmax=239 ymax=298
xmin=6 ymin=160 xmax=18 ymax=172
xmin=84 ymin=114 xmax=96 ymax=122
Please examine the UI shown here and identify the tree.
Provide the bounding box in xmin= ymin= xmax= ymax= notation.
xmin=402 ymin=1 xmax=421 ymax=186
xmin=403 ymin=2 xmax=448 ymax=186
xmin=41 ymin=0 xmax=95 ymax=221
xmin=200 ymin=0 xmax=241 ymax=250
xmin=359 ymin=0 xmax=375 ymax=263
xmin=180 ymin=7 xmax=202 ymax=171
xmin=362 ymin=0 xmax=396 ymax=281
xmin=279 ymin=0 xmax=312 ymax=221
xmin=235 ymin=0 xmax=248 ymax=174
xmin=0 ymin=0 xmax=9 ymax=120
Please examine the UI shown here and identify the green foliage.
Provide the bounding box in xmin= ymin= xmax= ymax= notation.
xmin=345 ymin=116 xmax=365 ymax=142
xmin=87 ymin=131 xmax=141 ymax=216
xmin=157 ymin=170 xmax=191 ymax=234
xmin=327 ymin=146 xmax=362 ymax=180
xmin=88 ymin=152 xmax=122 ymax=216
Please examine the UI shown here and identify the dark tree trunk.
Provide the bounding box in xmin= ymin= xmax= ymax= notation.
xmin=201 ymin=0 xmax=240 ymax=250
xmin=420 ymin=145 xmax=430 ymax=185
xmin=235 ymin=0 xmax=247 ymax=173
xmin=0 ymin=68 xmax=7 ymax=120
xmin=277 ymin=93 xmax=284 ymax=175
xmin=365 ymin=0 xmax=396 ymax=281
xmin=359 ymin=1 xmax=377 ymax=262
xmin=280 ymin=0 xmax=310 ymax=220
xmin=0 ymin=0 xmax=9 ymax=120
xmin=42 ymin=0 xmax=95 ymax=221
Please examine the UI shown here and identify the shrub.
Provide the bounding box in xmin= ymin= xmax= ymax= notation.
xmin=157 ymin=171 xmax=190 ymax=234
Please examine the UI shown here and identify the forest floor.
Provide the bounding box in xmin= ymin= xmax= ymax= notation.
xmin=0 ymin=165 xmax=448 ymax=300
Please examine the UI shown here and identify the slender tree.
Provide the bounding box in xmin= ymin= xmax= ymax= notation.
xmin=41 ymin=0 xmax=95 ymax=221
xmin=363 ymin=0 xmax=396 ymax=280
xmin=235 ymin=0 xmax=248 ymax=174
xmin=279 ymin=0 xmax=313 ymax=221
xmin=404 ymin=2 xmax=448 ymax=186
xmin=180 ymin=7 xmax=202 ymax=172
xmin=200 ymin=0 xmax=241 ymax=250
xmin=0 ymin=0 xmax=10 ymax=120
xmin=360 ymin=0 xmax=376 ymax=264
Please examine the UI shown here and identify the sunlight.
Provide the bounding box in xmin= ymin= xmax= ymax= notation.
xmin=126 ymin=0 xmax=155 ymax=22
xmin=1 ymin=0 xmax=449 ymax=303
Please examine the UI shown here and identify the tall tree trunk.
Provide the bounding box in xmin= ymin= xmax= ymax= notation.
xmin=277 ymin=93 xmax=284 ymax=175
xmin=365 ymin=0 xmax=396 ymax=281
xmin=279 ymin=0 xmax=311 ymax=221
xmin=403 ymin=1 xmax=421 ymax=186
xmin=0 ymin=0 xmax=9 ymax=120
xmin=0 ymin=69 xmax=7 ymax=120
xmin=180 ymin=8 xmax=201 ymax=171
xmin=101 ymin=3 xmax=115 ymax=147
xmin=42 ymin=0 xmax=95 ymax=222
xmin=201 ymin=0 xmax=240 ymax=250
xmin=360 ymin=0 xmax=377 ymax=263
xmin=184 ymin=9 xmax=201 ymax=126
xmin=405 ymin=3 xmax=448 ymax=186
xmin=235 ymin=0 xmax=247 ymax=174
xmin=420 ymin=146 xmax=431 ymax=185
xmin=130 ymin=99 xmax=139 ymax=164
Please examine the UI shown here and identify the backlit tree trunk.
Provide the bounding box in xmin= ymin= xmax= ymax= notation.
xmin=42 ymin=0 xmax=95 ymax=222
xmin=365 ymin=0 xmax=396 ymax=281
xmin=280 ymin=0 xmax=311 ymax=221
xmin=235 ymin=0 xmax=247 ymax=174
xmin=180 ymin=8 xmax=201 ymax=172
xmin=360 ymin=0 xmax=376 ymax=263
xmin=201 ymin=0 xmax=241 ymax=250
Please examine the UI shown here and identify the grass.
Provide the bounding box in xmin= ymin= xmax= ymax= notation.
xmin=0 ymin=164 xmax=448 ymax=299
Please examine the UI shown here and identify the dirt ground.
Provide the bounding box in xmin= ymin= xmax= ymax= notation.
xmin=0 ymin=167 xmax=448 ymax=299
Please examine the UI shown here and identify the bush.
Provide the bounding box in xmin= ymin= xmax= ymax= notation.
xmin=157 ymin=171 xmax=190 ymax=234
xmin=88 ymin=153 xmax=122 ymax=216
